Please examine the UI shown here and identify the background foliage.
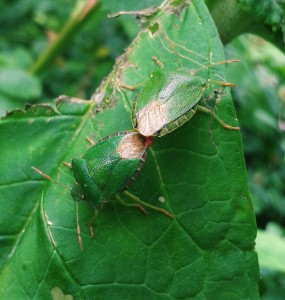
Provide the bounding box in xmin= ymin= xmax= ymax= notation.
xmin=0 ymin=0 xmax=284 ymax=298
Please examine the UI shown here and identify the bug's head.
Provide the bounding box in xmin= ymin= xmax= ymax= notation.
xmin=71 ymin=183 xmax=85 ymax=203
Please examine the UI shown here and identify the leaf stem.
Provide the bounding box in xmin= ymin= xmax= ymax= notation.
xmin=29 ymin=0 xmax=99 ymax=75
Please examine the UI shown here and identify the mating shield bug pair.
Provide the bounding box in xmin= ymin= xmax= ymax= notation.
xmin=33 ymin=34 xmax=239 ymax=249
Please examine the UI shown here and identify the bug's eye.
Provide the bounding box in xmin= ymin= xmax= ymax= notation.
xmin=214 ymin=90 xmax=226 ymax=95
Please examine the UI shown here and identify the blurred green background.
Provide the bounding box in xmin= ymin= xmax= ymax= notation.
xmin=0 ymin=0 xmax=284 ymax=298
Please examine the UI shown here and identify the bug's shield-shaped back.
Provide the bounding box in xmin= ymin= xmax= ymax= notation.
xmin=133 ymin=70 xmax=207 ymax=136
xmin=71 ymin=132 xmax=148 ymax=208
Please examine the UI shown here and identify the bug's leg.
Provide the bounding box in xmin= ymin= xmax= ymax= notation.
xmin=31 ymin=166 xmax=71 ymax=190
xmin=152 ymin=56 xmax=163 ymax=68
xmin=115 ymin=195 xmax=149 ymax=215
xmin=116 ymin=74 xmax=148 ymax=91
xmin=88 ymin=208 xmax=99 ymax=238
xmin=75 ymin=201 xmax=83 ymax=250
xmin=63 ymin=161 xmax=72 ymax=168
xmin=123 ymin=191 xmax=174 ymax=219
xmin=196 ymin=105 xmax=240 ymax=131
xmin=86 ymin=136 xmax=95 ymax=145
xmin=118 ymin=83 xmax=139 ymax=90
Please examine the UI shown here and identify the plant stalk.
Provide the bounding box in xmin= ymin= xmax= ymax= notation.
xmin=30 ymin=0 xmax=99 ymax=75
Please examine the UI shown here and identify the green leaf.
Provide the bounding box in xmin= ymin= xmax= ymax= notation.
xmin=0 ymin=0 xmax=34 ymax=22
xmin=237 ymin=0 xmax=285 ymax=47
xmin=101 ymin=0 xmax=163 ymax=13
xmin=0 ymin=48 xmax=33 ymax=69
xmin=238 ymin=0 xmax=283 ymax=28
xmin=0 ymin=68 xmax=42 ymax=100
xmin=256 ymin=229 xmax=285 ymax=273
xmin=0 ymin=0 xmax=259 ymax=298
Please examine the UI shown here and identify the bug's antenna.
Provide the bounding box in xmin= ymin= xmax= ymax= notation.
xmin=31 ymin=166 xmax=71 ymax=190
xmin=157 ymin=29 xmax=240 ymax=85
xmin=158 ymin=29 xmax=209 ymax=68
xmin=76 ymin=201 xmax=83 ymax=250
xmin=191 ymin=59 xmax=240 ymax=75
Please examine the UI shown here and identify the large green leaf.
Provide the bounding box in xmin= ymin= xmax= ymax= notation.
xmin=0 ymin=0 xmax=259 ymax=298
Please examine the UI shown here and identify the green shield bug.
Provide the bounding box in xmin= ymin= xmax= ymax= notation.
xmin=71 ymin=131 xmax=149 ymax=208
xmin=132 ymin=65 xmax=240 ymax=137
xmin=127 ymin=27 xmax=240 ymax=137
xmin=32 ymin=131 xmax=173 ymax=249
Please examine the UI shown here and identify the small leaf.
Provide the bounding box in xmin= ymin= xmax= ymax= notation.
xmin=238 ymin=0 xmax=283 ymax=27
xmin=0 ymin=48 xmax=33 ymax=69
xmin=256 ymin=229 xmax=285 ymax=273
xmin=0 ymin=68 xmax=42 ymax=100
